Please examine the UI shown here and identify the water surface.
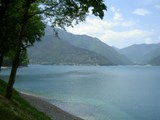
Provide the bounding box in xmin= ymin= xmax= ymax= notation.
xmin=1 ymin=65 xmax=160 ymax=120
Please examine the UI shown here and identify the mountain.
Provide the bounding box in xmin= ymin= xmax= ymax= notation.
xmin=49 ymin=27 xmax=132 ymax=65
xmin=147 ymin=46 xmax=160 ymax=59
xmin=118 ymin=43 xmax=160 ymax=64
xmin=28 ymin=26 xmax=132 ymax=65
xmin=28 ymin=34 xmax=113 ymax=65
xmin=148 ymin=56 xmax=160 ymax=65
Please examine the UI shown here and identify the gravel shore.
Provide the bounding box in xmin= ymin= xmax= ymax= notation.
xmin=19 ymin=93 xmax=84 ymax=120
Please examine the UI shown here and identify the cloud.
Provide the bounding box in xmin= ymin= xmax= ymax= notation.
xmin=144 ymin=36 xmax=160 ymax=45
xmin=110 ymin=6 xmax=116 ymax=12
xmin=133 ymin=8 xmax=151 ymax=16
xmin=67 ymin=18 xmax=135 ymax=37
xmin=66 ymin=6 xmax=154 ymax=48
xmin=67 ymin=7 xmax=130 ymax=36
xmin=154 ymin=4 xmax=160 ymax=9
xmin=120 ymin=21 xmax=135 ymax=27
xmin=66 ymin=17 xmax=153 ymax=48
xmin=110 ymin=6 xmax=123 ymax=21
xmin=101 ymin=29 xmax=152 ymax=41
xmin=113 ymin=12 xmax=123 ymax=21
xmin=100 ymin=29 xmax=153 ymax=48
xmin=145 ymin=37 xmax=153 ymax=44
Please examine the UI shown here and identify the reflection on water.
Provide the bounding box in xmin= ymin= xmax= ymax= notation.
xmin=1 ymin=65 xmax=160 ymax=120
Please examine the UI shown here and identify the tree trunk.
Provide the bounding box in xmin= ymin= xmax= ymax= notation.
xmin=5 ymin=49 xmax=20 ymax=99
xmin=0 ymin=53 xmax=4 ymax=71
xmin=5 ymin=0 xmax=31 ymax=100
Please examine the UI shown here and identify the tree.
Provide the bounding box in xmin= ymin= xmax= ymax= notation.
xmin=0 ymin=0 xmax=16 ymax=70
xmin=4 ymin=0 xmax=45 ymax=99
xmin=1 ymin=0 xmax=107 ymax=99
xmin=40 ymin=0 xmax=106 ymax=27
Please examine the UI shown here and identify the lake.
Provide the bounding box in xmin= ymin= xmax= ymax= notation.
xmin=1 ymin=65 xmax=160 ymax=120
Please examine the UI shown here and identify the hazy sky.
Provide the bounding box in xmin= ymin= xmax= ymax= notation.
xmin=66 ymin=0 xmax=160 ymax=48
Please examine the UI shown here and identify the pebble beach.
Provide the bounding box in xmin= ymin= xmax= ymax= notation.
xmin=20 ymin=93 xmax=84 ymax=120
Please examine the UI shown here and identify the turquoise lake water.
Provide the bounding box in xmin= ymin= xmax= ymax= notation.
xmin=1 ymin=65 xmax=160 ymax=120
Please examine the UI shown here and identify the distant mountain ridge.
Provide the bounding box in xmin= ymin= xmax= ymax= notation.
xmin=28 ymin=26 xmax=133 ymax=65
xmin=118 ymin=43 xmax=160 ymax=65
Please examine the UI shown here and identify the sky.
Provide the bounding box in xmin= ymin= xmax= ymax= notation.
xmin=66 ymin=0 xmax=160 ymax=48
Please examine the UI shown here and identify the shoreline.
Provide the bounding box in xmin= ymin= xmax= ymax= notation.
xmin=19 ymin=92 xmax=84 ymax=120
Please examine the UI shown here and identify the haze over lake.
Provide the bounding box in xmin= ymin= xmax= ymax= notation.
xmin=1 ymin=65 xmax=160 ymax=120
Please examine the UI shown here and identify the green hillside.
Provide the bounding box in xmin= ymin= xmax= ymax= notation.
xmin=0 ymin=79 xmax=51 ymax=120
xmin=148 ymin=56 xmax=160 ymax=65
xmin=54 ymin=27 xmax=132 ymax=65
xmin=28 ymin=35 xmax=113 ymax=65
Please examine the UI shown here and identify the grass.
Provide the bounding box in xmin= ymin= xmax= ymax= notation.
xmin=0 ymin=79 xmax=51 ymax=120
